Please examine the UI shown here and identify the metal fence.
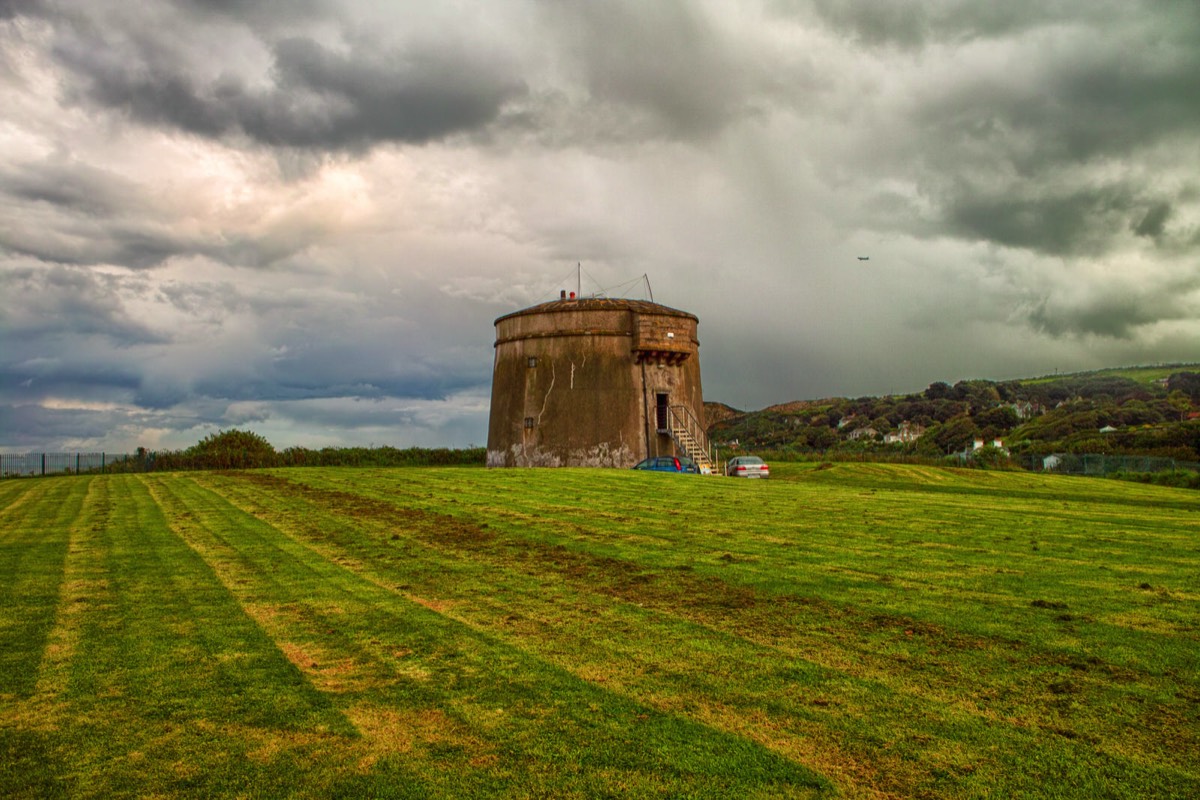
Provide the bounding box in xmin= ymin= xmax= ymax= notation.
xmin=0 ymin=452 xmax=128 ymax=477
xmin=4 ymin=449 xmax=1196 ymax=479
xmin=1022 ymin=453 xmax=1200 ymax=476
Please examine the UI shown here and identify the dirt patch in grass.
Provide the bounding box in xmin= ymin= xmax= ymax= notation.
xmin=691 ymin=703 xmax=887 ymax=796
xmin=345 ymin=705 xmax=493 ymax=771
xmin=239 ymin=603 xmax=394 ymax=694
xmin=408 ymin=595 xmax=463 ymax=616
xmin=237 ymin=473 xmax=494 ymax=546
xmin=278 ymin=643 xmax=365 ymax=693
xmin=205 ymin=470 xmax=1200 ymax=791
xmin=234 ymin=473 xmax=1015 ymax=679
xmin=231 ymin=723 xmax=346 ymax=765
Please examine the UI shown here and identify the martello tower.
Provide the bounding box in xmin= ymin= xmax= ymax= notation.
xmin=487 ymin=295 xmax=711 ymax=470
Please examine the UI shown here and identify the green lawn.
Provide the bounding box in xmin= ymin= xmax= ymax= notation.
xmin=1019 ymin=364 xmax=1193 ymax=386
xmin=1 ymin=465 xmax=1197 ymax=798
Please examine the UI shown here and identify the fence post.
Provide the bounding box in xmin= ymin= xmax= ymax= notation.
xmin=42 ymin=453 xmax=46 ymax=476
xmin=76 ymin=453 xmax=80 ymax=474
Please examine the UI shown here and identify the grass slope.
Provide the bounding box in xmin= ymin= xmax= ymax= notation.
xmin=1020 ymin=365 xmax=1193 ymax=387
xmin=1 ymin=465 xmax=1197 ymax=799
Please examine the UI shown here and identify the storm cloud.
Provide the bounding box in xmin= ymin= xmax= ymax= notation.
xmin=2 ymin=0 xmax=1198 ymax=452
xmin=57 ymin=32 xmax=527 ymax=149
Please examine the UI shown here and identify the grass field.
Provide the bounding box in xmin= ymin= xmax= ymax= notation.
xmin=1 ymin=464 xmax=1197 ymax=798
xmin=1019 ymin=364 xmax=1195 ymax=386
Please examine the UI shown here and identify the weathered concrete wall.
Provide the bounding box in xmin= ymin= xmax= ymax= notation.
xmin=487 ymin=298 xmax=704 ymax=468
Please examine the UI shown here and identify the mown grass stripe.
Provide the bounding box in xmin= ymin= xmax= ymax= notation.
xmin=262 ymin=467 xmax=1200 ymax=798
xmin=32 ymin=475 xmax=356 ymax=798
xmin=179 ymin=472 xmax=831 ymax=798
xmin=0 ymin=477 xmax=103 ymax=800
xmin=3 ymin=465 xmax=1197 ymax=799
xmin=0 ymin=478 xmax=86 ymax=698
xmin=289 ymin=468 xmax=1196 ymax=673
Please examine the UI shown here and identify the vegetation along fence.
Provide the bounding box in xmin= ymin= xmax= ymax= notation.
xmin=1027 ymin=453 xmax=1200 ymax=475
xmin=2 ymin=444 xmax=487 ymax=478
xmin=5 ymin=448 xmax=1195 ymax=481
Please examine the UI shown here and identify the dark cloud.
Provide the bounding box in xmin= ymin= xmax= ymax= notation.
xmin=1 ymin=158 xmax=146 ymax=218
xmin=541 ymin=0 xmax=762 ymax=139
xmin=1027 ymin=291 xmax=1186 ymax=340
xmin=1 ymin=225 xmax=198 ymax=270
xmin=856 ymin=4 xmax=1200 ymax=258
xmin=0 ymin=265 xmax=166 ymax=343
xmin=799 ymin=0 xmax=1183 ymax=51
xmin=3 ymin=0 xmax=1199 ymax=451
xmin=1133 ymin=202 xmax=1171 ymax=240
xmin=0 ymin=0 xmax=45 ymax=20
xmin=941 ymin=184 xmax=1142 ymax=257
xmin=260 ymin=397 xmax=421 ymax=430
xmin=188 ymin=343 xmax=490 ymax=405
xmin=53 ymin=19 xmax=526 ymax=149
xmin=0 ymin=358 xmax=143 ymax=405
xmin=916 ymin=31 xmax=1200 ymax=169
xmin=0 ymin=404 xmax=122 ymax=447
xmin=0 ymin=157 xmax=211 ymax=268
xmin=0 ymin=154 xmax=340 ymax=269
xmin=173 ymin=0 xmax=327 ymax=25
xmin=0 ymin=400 xmax=208 ymax=450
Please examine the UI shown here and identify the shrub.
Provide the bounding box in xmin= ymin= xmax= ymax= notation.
xmin=187 ymin=429 xmax=278 ymax=469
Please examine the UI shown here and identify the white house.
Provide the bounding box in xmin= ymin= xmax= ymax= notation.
xmin=884 ymin=421 xmax=926 ymax=444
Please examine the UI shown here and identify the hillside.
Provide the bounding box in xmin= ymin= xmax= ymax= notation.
xmin=708 ymin=364 xmax=1200 ymax=464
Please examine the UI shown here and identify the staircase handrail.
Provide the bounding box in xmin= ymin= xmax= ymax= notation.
xmin=668 ymin=404 xmax=712 ymax=467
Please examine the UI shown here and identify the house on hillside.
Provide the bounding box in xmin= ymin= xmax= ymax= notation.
xmin=953 ymin=437 xmax=1010 ymax=463
xmin=846 ymin=426 xmax=878 ymax=442
xmin=1005 ymin=401 xmax=1043 ymax=419
xmin=884 ymin=421 xmax=925 ymax=444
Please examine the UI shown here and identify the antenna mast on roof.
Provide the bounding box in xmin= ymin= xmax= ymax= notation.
xmin=643 ymin=273 xmax=654 ymax=303
xmin=577 ymin=262 xmax=582 ymax=299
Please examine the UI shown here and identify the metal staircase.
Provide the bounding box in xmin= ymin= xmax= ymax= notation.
xmin=668 ymin=404 xmax=715 ymax=474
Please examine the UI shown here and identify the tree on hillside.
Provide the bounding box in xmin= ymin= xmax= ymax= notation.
xmin=974 ymin=405 xmax=1019 ymax=433
xmin=1168 ymin=390 xmax=1192 ymax=422
xmin=929 ymin=414 xmax=979 ymax=454
xmin=1167 ymin=372 xmax=1200 ymax=401
xmin=954 ymin=380 xmax=1001 ymax=411
xmin=1116 ymin=399 xmax=1163 ymax=427
xmin=925 ymin=381 xmax=952 ymax=400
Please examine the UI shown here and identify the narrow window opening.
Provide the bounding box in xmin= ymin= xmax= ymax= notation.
xmin=528 ymin=356 xmax=537 ymax=368
xmin=524 ymin=417 xmax=535 ymax=429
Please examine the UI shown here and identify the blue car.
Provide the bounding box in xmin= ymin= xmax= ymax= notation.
xmin=632 ymin=455 xmax=700 ymax=473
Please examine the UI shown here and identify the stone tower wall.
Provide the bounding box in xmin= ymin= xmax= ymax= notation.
xmin=487 ymin=298 xmax=704 ymax=468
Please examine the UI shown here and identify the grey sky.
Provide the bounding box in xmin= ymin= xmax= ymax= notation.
xmin=2 ymin=0 xmax=1198 ymax=452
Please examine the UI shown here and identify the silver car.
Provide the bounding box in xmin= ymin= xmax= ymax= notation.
xmin=726 ymin=455 xmax=769 ymax=478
